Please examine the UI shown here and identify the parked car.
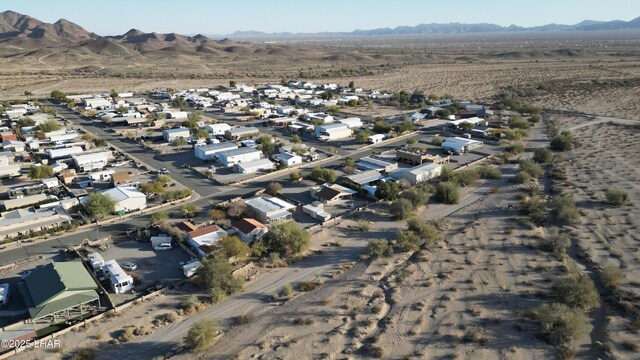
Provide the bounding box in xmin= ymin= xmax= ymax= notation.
xmin=154 ymin=243 xmax=173 ymax=251
xmin=0 ymin=283 xmax=9 ymax=309
xmin=159 ymin=168 xmax=170 ymax=174
xmin=462 ymin=133 xmax=471 ymax=139
xmin=121 ymin=262 xmax=138 ymax=271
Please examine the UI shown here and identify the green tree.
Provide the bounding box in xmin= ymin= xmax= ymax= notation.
xmin=150 ymin=210 xmax=169 ymax=224
xmin=290 ymin=134 xmax=302 ymax=144
xmin=229 ymin=80 xmax=236 ymax=88
xmin=553 ymin=274 xmax=600 ymax=311
xmin=195 ymin=254 xmax=244 ymax=297
xmin=50 ymin=90 xmax=67 ymax=102
xmin=530 ymin=303 xmax=589 ymax=346
xmin=93 ymin=138 xmax=108 ymax=147
xmin=17 ymin=117 xmax=36 ymax=127
xmin=259 ymin=222 xmax=310 ymax=256
xmin=208 ymin=208 xmax=226 ymax=221
xmin=533 ymin=147 xmax=552 ymax=164
xmin=172 ymin=97 xmax=188 ymax=111
xmin=348 ymin=81 xmax=355 ymax=88
xmin=459 ymin=121 xmax=474 ymax=131
xmin=184 ymin=319 xmax=218 ymax=352
xmin=171 ymin=138 xmax=189 ymax=146
xmin=84 ymin=192 xmax=116 ymax=220
xmin=432 ymin=135 xmax=444 ymax=146
xmin=373 ymin=121 xmax=391 ymax=134
xmin=35 ymin=119 xmax=61 ymax=133
xmin=196 ymin=129 xmax=210 ymax=139
xmin=257 ymin=134 xmax=275 ymax=155
xmin=180 ymin=203 xmax=201 ymax=217
xmin=389 ymin=198 xmax=415 ymax=220
xmin=24 ymin=90 xmax=34 ymax=97
xmin=289 ymin=169 xmax=302 ymax=182
xmin=116 ymin=106 xmax=128 ymax=115
xmin=110 ymin=89 xmax=118 ymax=98
xmin=550 ymin=131 xmax=575 ymax=151
xmin=355 ymin=130 xmax=374 ymax=144
xmin=344 ymin=157 xmax=356 ymax=167
xmin=28 ymin=165 xmax=53 ymax=179
xmin=310 ymin=167 xmax=337 ymax=183
xmin=407 ymin=217 xmax=443 ymax=246
xmin=435 ymin=181 xmax=460 ymax=204
xmin=218 ymin=235 xmax=250 ymax=259
xmin=396 ymin=119 xmax=415 ymax=134
xmin=265 ymin=182 xmax=282 ymax=195
xmin=367 ymin=239 xmax=392 ymax=259
xmin=375 ymin=181 xmax=400 ymax=201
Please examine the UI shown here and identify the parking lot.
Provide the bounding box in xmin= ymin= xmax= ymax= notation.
xmin=91 ymin=239 xmax=193 ymax=305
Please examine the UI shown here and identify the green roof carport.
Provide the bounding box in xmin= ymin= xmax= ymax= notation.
xmin=19 ymin=261 xmax=99 ymax=321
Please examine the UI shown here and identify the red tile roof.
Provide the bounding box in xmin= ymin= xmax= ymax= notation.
xmin=232 ymin=218 xmax=267 ymax=234
xmin=176 ymin=221 xmax=197 ymax=233
xmin=187 ymin=224 xmax=220 ymax=239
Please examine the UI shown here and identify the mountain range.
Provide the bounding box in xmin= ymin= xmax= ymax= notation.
xmin=228 ymin=17 xmax=640 ymax=38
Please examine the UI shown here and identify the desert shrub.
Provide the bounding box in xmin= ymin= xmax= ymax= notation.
xmin=454 ymin=170 xmax=479 ymax=187
xmin=184 ymin=319 xmax=218 ymax=352
xmin=399 ymin=187 xmax=430 ymax=207
xmin=605 ymin=189 xmax=628 ymax=207
xmin=463 ymin=326 xmax=487 ymax=343
xmin=389 ymin=198 xmax=415 ymax=220
xmin=70 ymin=348 xmax=96 ymax=360
xmin=160 ymin=189 xmax=192 ymax=202
xmin=478 ymin=165 xmax=501 ymax=179
xmin=280 ymin=283 xmax=294 ymax=299
xmin=407 ymin=217 xmax=442 ymax=247
xmin=164 ymin=311 xmax=180 ymax=323
xmin=439 ymin=166 xmax=455 ymax=182
xmin=309 ymin=167 xmax=337 ymax=182
xmin=541 ymin=228 xmax=571 ymax=256
xmin=519 ymin=160 xmax=544 ymax=178
xmin=225 ymin=201 xmax=246 ymax=218
xmin=367 ymin=239 xmax=392 ymax=259
xmin=504 ymin=143 xmax=524 ymax=157
xmin=356 ymin=220 xmax=373 ymax=232
xmin=514 ymin=171 xmax=533 ymax=184
xmin=551 ymin=195 xmax=580 ymax=225
xmin=259 ymin=221 xmax=310 ymax=256
xmin=266 ymin=182 xmax=282 ymax=195
xmin=396 ymin=230 xmax=421 ymax=252
xmin=553 ymin=275 xmax=600 ymax=311
xmin=293 ymin=317 xmax=315 ymax=325
xmin=119 ymin=326 xmax=135 ymax=342
xmin=362 ymin=343 xmax=384 ymax=358
xmin=550 ymin=131 xmax=575 ymax=151
xmin=533 ymin=148 xmax=553 ymax=164
xmin=375 ymin=181 xmax=400 ymax=201
xmin=297 ymin=281 xmax=318 ymax=292
xmin=599 ymin=266 xmax=625 ymax=289
xmin=181 ymin=295 xmax=201 ymax=314
xmin=530 ymin=303 xmax=589 ymax=345
xmin=233 ymin=313 xmax=256 ymax=325
xmin=432 ymin=135 xmax=444 ymax=146
xmin=435 ymin=181 xmax=460 ymax=204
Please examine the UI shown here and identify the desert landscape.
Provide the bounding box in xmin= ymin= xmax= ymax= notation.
xmin=0 ymin=5 xmax=639 ymax=360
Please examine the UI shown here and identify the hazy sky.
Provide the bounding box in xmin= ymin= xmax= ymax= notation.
xmin=6 ymin=0 xmax=640 ymax=35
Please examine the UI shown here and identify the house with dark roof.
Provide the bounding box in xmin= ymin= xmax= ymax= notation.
xmin=186 ymin=224 xmax=227 ymax=258
xmin=310 ymin=183 xmax=357 ymax=204
xmin=232 ymin=218 xmax=268 ymax=243
xmin=18 ymin=261 xmax=100 ymax=326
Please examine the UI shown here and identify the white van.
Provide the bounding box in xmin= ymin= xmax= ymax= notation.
xmin=0 ymin=283 xmax=9 ymax=309
xmin=154 ymin=243 xmax=173 ymax=251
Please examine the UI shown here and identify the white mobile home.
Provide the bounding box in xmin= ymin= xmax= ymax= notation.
xmin=272 ymin=152 xmax=302 ymax=167
xmin=163 ymin=128 xmax=190 ymax=142
xmin=236 ymin=159 xmax=275 ymax=174
xmin=337 ymin=117 xmax=363 ymax=129
xmin=389 ymin=163 xmax=443 ymax=185
xmin=224 ymin=127 xmax=260 ymax=140
xmin=194 ymin=143 xmax=238 ymax=161
xmin=203 ymin=123 xmax=231 ymax=136
xmin=315 ymin=123 xmax=352 ymax=141
xmin=217 ymin=147 xmax=262 ymax=167
xmin=73 ymin=151 xmax=111 ymax=172
xmin=368 ymin=134 xmax=385 ymax=144
xmin=47 ymin=146 xmax=84 ymax=160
